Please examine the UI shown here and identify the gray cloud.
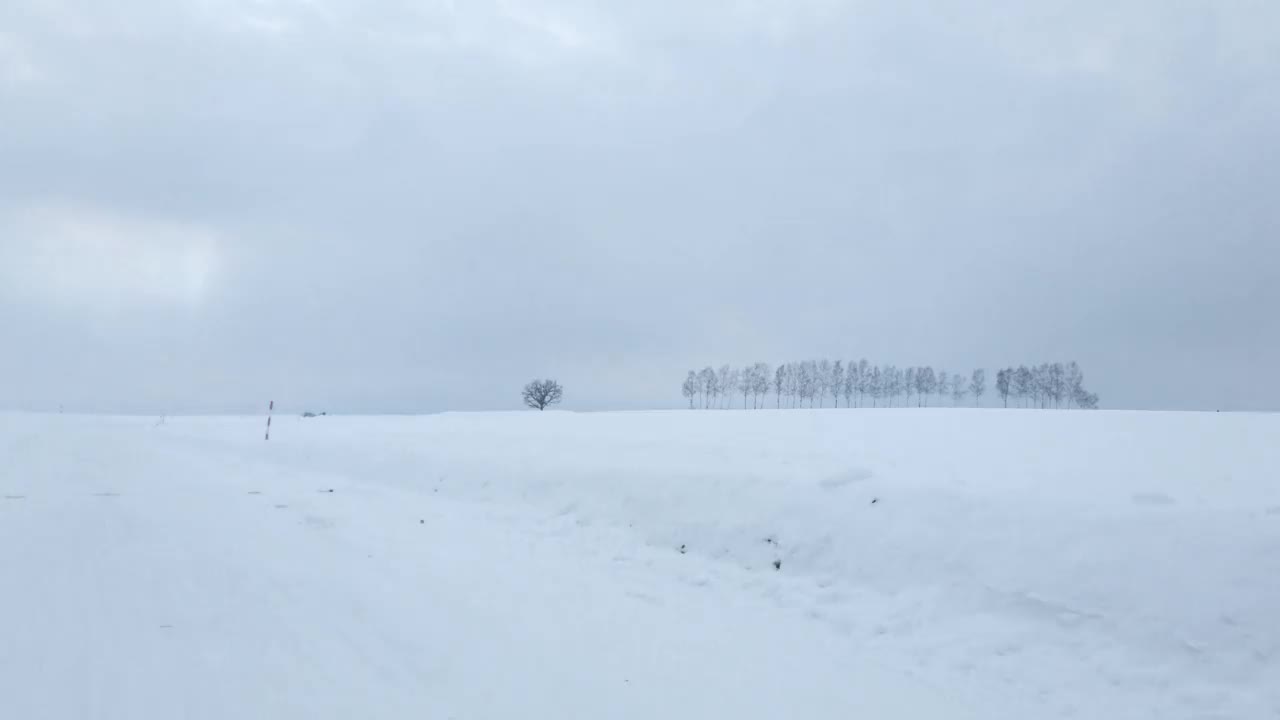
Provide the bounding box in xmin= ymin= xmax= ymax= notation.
xmin=2 ymin=0 xmax=1277 ymax=413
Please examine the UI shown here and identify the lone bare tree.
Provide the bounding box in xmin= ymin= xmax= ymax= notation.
xmin=522 ymin=379 xmax=563 ymax=410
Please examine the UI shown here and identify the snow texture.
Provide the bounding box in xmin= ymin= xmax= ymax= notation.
xmin=2 ymin=409 xmax=1278 ymax=719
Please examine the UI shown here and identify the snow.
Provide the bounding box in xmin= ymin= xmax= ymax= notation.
xmin=3 ymin=409 xmax=1279 ymax=719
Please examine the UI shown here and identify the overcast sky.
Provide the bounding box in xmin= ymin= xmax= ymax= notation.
xmin=2 ymin=0 xmax=1277 ymax=414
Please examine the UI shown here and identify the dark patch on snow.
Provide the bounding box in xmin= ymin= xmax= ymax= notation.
xmin=870 ymin=497 xmax=879 ymax=505
xmin=93 ymin=492 xmax=121 ymax=497
xmin=772 ymin=559 xmax=782 ymax=571
xmin=3 ymin=495 xmax=25 ymax=500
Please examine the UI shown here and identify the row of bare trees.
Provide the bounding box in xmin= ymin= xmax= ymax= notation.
xmin=679 ymin=364 xmax=773 ymax=409
xmin=681 ymin=360 xmax=1098 ymax=410
xmin=994 ymin=363 xmax=1098 ymax=409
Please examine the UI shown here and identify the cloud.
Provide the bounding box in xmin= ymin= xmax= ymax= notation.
xmin=0 ymin=205 xmax=223 ymax=309
xmin=0 ymin=0 xmax=1276 ymax=413
xmin=0 ymin=31 xmax=41 ymax=87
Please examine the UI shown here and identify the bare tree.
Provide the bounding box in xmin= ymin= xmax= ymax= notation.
xmin=996 ymin=368 xmax=1011 ymax=407
xmin=1049 ymin=362 xmax=1066 ymax=408
xmin=1027 ymin=365 xmax=1041 ymax=407
xmin=774 ymin=364 xmax=786 ymax=408
xmin=951 ymin=372 xmax=967 ymax=406
xmin=808 ymin=360 xmax=821 ymax=407
xmin=1065 ymin=361 xmax=1084 ymax=408
xmin=716 ymin=365 xmax=733 ymax=409
xmin=1040 ymin=363 xmax=1053 ymax=408
xmin=842 ymin=361 xmax=855 ymax=408
xmin=682 ymin=370 xmax=698 ymax=409
xmin=737 ymin=366 xmax=753 ymax=409
xmin=830 ymin=360 xmax=844 ymax=407
xmin=1014 ymin=365 xmax=1032 ymax=408
xmin=698 ymin=367 xmax=716 ymax=409
xmin=1032 ymin=364 xmax=1050 ymax=408
xmin=884 ymin=365 xmax=900 ymax=407
xmin=814 ymin=359 xmax=832 ymax=407
xmin=785 ymin=363 xmax=800 ymax=407
xmin=1045 ymin=363 xmax=1057 ymax=408
xmin=752 ymin=363 xmax=771 ymax=409
xmin=868 ymin=366 xmax=883 ymax=407
xmin=796 ymin=361 xmax=814 ymax=407
xmin=857 ymin=358 xmax=870 ymax=407
xmin=788 ymin=361 xmax=798 ymax=407
xmin=916 ymin=367 xmax=936 ymax=406
xmin=904 ymin=367 xmax=916 ymax=407
xmin=970 ymin=369 xmax=986 ymax=406
xmin=522 ymin=379 xmax=563 ymax=410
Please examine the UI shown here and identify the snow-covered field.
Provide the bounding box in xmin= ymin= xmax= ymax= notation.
xmin=2 ymin=409 xmax=1278 ymax=719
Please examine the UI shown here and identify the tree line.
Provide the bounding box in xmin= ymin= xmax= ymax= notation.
xmin=681 ymin=360 xmax=1097 ymax=410
xmin=994 ymin=363 xmax=1097 ymax=409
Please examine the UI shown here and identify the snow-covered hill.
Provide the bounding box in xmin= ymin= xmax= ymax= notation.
xmin=2 ymin=410 xmax=1278 ymax=719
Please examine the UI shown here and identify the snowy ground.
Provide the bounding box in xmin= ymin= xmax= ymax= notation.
xmin=2 ymin=409 xmax=1279 ymax=719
